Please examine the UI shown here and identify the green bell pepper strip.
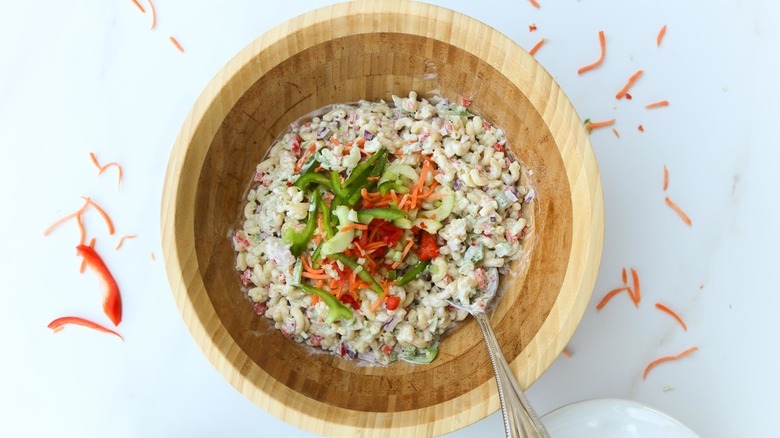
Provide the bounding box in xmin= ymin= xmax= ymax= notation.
xmin=357 ymin=208 xmax=406 ymax=223
xmin=345 ymin=151 xmax=388 ymax=206
xmin=330 ymin=253 xmax=385 ymax=296
xmin=311 ymin=241 xmax=324 ymax=266
xmin=400 ymin=343 xmax=439 ymax=364
xmin=289 ymin=189 xmax=321 ymax=256
xmin=330 ymin=171 xmax=350 ymax=199
xmin=299 ymin=284 xmax=353 ymax=324
xmin=395 ymin=260 xmax=431 ymax=286
xmin=294 ymin=172 xmax=330 ymax=191
xmin=343 ymin=148 xmax=387 ymax=187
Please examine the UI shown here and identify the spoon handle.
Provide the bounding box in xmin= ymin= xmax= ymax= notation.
xmin=474 ymin=312 xmax=550 ymax=438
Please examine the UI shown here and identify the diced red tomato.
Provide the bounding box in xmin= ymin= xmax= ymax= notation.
xmin=381 ymin=344 xmax=394 ymax=355
xmin=340 ymin=293 xmax=361 ymax=310
xmin=418 ymin=232 xmax=440 ymax=261
xmin=253 ymin=302 xmax=268 ymax=316
xmin=461 ymin=97 xmax=472 ymax=107
xmin=385 ymin=296 xmax=401 ymax=311
xmin=290 ymin=134 xmax=302 ymax=155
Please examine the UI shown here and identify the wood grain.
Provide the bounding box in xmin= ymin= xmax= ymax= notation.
xmin=161 ymin=1 xmax=603 ymax=435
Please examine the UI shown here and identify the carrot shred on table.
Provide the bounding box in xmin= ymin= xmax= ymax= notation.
xmin=621 ymin=268 xmax=628 ymax=284
xmin=147 ymin=0 xmax=157 ymax=29
xmin=529 ymin=38 xmax=545 ymax=56
xmin=643 ymin=346 xmax=698 ymax=380
xmin=585 ymin=119 xmax=615 ymax=130
xmin=655 ymin=302 xmax=687 ymax=331
xmin=131 ymin=0 xmax=146 ymax=13
xmin=169 ymin=36 xmax=185 ymax=53
xmin=596 ymin=286 xmax=632 ymax=310
xmin=341 ymin=223 xmax=368 ymax=232
xmin=665 ymin=196 xmax=692 ymax=226
xmin=561 ymin=348 xmax=573 ymax=358
xmin=89 ymin=152 xmax=123 ymax=189
xmin=663 ymin=165 xmax=669 ymax=191
xmin=82 ymin=197 xmax=115 ymax=235
xmin=528 ymin=0 xmax=540 ymax=8
xmin=80 ymin=238 xmax=97 ymax=274
xmin=616 ymin=70 xmax=644 ymax=99
xmin=638 ymin=124 xmax=645 ymax=132
xmin=657 ymin=25 xmax=667 ymax=47
xmin=645 ymin=100 xmax=669 ymax=109
xmin=529 ymin=24 xmax=537 ymax=32
xmin=43 ymin=198 xmax=90 ymax=244
xmin=578 ymin=31 xmax=606 ymax=74
xmin=630 ymin=267 xmax=641 ymax=306
xmin=612 ymin=128 xmax=620 ymax=139
xmin=114 ymin=234 xmax=137 ymax=250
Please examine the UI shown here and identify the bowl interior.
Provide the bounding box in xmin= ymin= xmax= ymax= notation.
xmin=191 ymin=31 xmax=571 ymax=412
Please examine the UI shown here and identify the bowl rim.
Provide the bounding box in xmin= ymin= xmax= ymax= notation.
xmin=161 ymin=0 xmax=604 ymax=435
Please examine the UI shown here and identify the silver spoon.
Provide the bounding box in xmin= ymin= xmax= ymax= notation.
xmin=449 ymin=268 xmax=550 ymax=438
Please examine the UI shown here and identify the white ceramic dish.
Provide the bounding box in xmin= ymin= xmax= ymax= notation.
xmin=542 ymin=398 xmax=699 ymax=438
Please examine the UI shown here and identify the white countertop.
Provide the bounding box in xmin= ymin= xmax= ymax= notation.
xmin=2 ymin=1 xmax=778 ymax=436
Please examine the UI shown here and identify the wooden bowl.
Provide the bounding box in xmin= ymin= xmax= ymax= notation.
xmin=161 ymin=1 xmax=603 ymax=435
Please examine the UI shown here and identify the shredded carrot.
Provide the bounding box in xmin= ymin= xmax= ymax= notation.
xmin=596 ymin=287 xmax=632 ymax=310
xmin=529 ymin=24 xmax=537 ymax=32
xmin=148 ymin=0 xmax=157 ymax=29
xmin=663 ymin=165 xmax=669 ymax=191
xmin=400 ymin=239 xmax=415 ymax=263
xmin=612 ymin=128 xmax=620 ymax=139
xmin=665 ymin=197 xmax=692 ymax=226
xmin=561 ymin=349 xmax=572 ymax=358
xmin=529 ymin=38 xmax=545 ymax=56
xmin=89 ymin=152 xmax=123 ymax=189
xmin=295 ymin=144 xmax=316 ymax=173
xmin=655 ymin=303 xmax=687 ymax=331
xmin=638 ymin=124 xmax=645 ymax=132
xmin=303 ymin=272 xmax=330 ymax=280
xmin=645 ymin=100 xmax=669 ymax=109
xmin=657 ymin=25 xmax=667 ymax=47
xmin=43 ymin=199 xmax=90 ymax=244
xmin=83 ymin=197 xmax=115 ymax=235
xmin=131 ymin=0 xmax=146 ymax=13
xmin=79 ymin=238 xmax=97 ymax=274
xmin=621 ymin=268 xmax=627 ymax=284
xmin=643 ymin=346 xmax=698 ymax=380
xmin=528 ymin=0 xmax=540 ymax=8
xmin=585 ymin=119 xmax=616 ymax=131
xmin=370 ymin=286 xmax=390 ymax=313
xmin=169 ymin=36 xmax=185 ymax=53
xmin=89 ymin=152 xmax=101 ymax=169
xmin=616 ymin=70 xmax=644 ymax=99
xmin=115 ymin=234 xmax=137 ymax=250
xmin=341 ymin=223 xmax=368 ymax=232
xmin=311 ymin=294 xmax=320 ymax=305
xmin=578 ymin=31 xmax=606 ymax=75
xmin=630 ymin=267 xmax=641 ymax=306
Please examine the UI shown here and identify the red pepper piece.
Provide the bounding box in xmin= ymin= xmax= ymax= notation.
xmin=417 ymin=231 xmax=440 ymax=261
xmin=48 ymin=316 xmax=123 ymax=340
xmin=76 ymin=244 xmax=122 ymax=326
xmin=385 ymin=295 xmax=401 ymax=311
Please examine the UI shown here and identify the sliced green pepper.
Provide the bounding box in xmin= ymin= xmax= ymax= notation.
xmin=330 ymin=253 xmax=385 ymax=296
xmin=299 ymin=284 xmax=353 ymax=324
xmin=294 ymin=172 xmax=330 ymax=191
xmin=357 ymin=208 xmax=407 ymax=223
xmin=400 ymin=343 xmax=439 ymax=364
xmin=346 ymin=151 xmax=388 ymax=206
xmin=343 ymin=148 xmax=387 ymax=187
xmin=395 ymin=260 xmax=431 ymax=286
xmin=330 ymin=171 xmax=350 ymax=199
xmin=311 ymin=241 xmax=324 ymax=266
xmin=289 ymin=189 xmax=321 ymax=256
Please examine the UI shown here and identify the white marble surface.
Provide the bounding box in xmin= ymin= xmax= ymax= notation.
xmin=1 ymin=0 xmax=778 ymax=436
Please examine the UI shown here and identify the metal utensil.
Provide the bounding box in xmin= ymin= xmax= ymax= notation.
xmin=449 ymin=268 xmax=550 ymax=438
